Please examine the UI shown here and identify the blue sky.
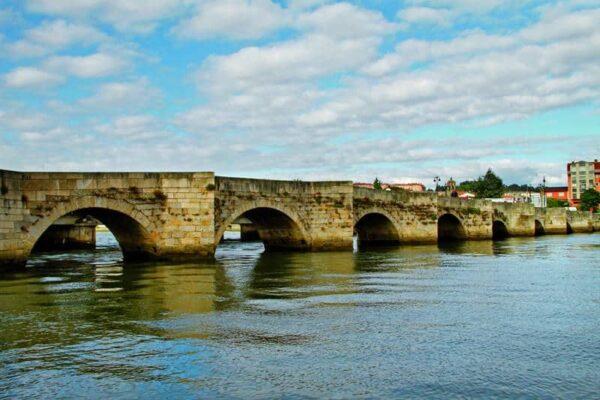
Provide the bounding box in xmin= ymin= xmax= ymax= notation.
xmin=0 ymin=0 xmax=598 ymax=187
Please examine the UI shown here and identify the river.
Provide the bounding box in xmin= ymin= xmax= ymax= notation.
xmin=1 ymin=232 xmax=599 ymax=399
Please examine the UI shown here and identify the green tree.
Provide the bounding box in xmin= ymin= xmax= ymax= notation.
xmin=457 ymin=180 xmax=478 ymax=192
xmin=505 ymin=183 xmax=536 ymax=192
xmin=580 ymin=189 xmax=600 ymax=211
xmin=474 ymin=168 xmax=504 ymax=198
xmin=547 ymin=198 xmax=569 ymax=208
xmin=373 ymin=177 xmax=383 ymax=190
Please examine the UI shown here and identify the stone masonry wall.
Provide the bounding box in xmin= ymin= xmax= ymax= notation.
xmin=592 ymin=214 xmax=600 ymax=232
xmin=535 ymin=208 xmax=567 ymax=234
xmin=215 ymin=177 xmax=354 ymax=251
xmin=2 ymin=169 xmax=598 ymax=271
xmin=437 ymin=197 xmax=494 ymax=240
xmin=353 ymin=187 xmax=438 ymax=243
xmin=0 ymin=171 xmax=215 ymax=269
xmin=492 ymin=202 xmax=536 ymax=236
xmin=0 ymin=170 xmax=28 ymax=267
xmin=567 ymin=210 xmax=594 ymax=233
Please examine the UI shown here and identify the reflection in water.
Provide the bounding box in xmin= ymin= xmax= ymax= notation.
xmin=1 ymin=232 xmax=599 ymax=399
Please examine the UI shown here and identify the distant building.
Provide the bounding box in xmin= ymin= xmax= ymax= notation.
xmin=545 ymin=186 xmax=568 ymax=201
xmin=353 ymin=182 xmax=426 ymax=192
xmin=530 ymin=193 xmax=544 ymax=208
xmin=389 ymin=183 xmax=426 ymax=192
xmin=567 ymin=160 xmax=600 ymax=207
xmin=503 ymin=191 xmax=532 ymax=203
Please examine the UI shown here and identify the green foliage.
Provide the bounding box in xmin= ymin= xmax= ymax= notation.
xmin=473 ymin=169 xmax=504 ymax=199
xmin=457 ymin=180 xmax=477 ymax=192
xmin=580 ymin=189 xmax=600 ymax=211
xmin=373 ymin=177 xmax=383 ymax=190
xmin=547 ymin=198 xmax=569 ymax=208
xmin=505 ymin=183 xmax=536 ymax=191
xmin=461 ymin=177 xmax=536 ymax=195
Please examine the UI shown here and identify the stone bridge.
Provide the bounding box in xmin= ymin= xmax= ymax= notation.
xmin=1 ymin=170 xmax=598 ymax=270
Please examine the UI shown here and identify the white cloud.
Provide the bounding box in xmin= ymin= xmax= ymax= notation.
xmin=43 ymin=52 xmax=129 ymax=78
xmin=3 ymin=1 xmax=599 ymax=185
xmin=96 ymin=114 xmax=170 ymax=141
xmin=407 ymin=0 xmax=503 ymax=14
xmin=286 ymin=0 xmax=332 ymax=10
xmin=521 ymin=8 xmax=600 ymax=42
xmin=26 ymin=0 xmax=190 ymax=33
xmin=3 ymin=67 xmax=64 ymax=88
xmin=174 ymin=0 xmax=288 ymax=40
xmin=398 ymin=7 xmax=454 ymax=26
xmin=180 ymin=4 xmax=600 ymax=150
xmin=198 ymin=33 xmax=379 ymax=95
xmin=6 ymin=19 xmax=106 ymax=58
xmin=297 ymin=2 xmax=397 ymax=39
xmin=78 ymin=78 xmax=161 ymax=111
xmin=362 ymin=31 xmax=516 ymax=77
xmin=0 ymin=110 xmax=50 ymax=131
xmin=194 ymin=3 xmax=394 ymax=96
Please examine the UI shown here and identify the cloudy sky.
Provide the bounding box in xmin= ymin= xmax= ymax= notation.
xmin=0 ymin=0 xmax=598 ymax=186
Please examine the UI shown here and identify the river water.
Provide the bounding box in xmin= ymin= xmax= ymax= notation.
xmin=1 ymin=232 xmax=599 ymax=399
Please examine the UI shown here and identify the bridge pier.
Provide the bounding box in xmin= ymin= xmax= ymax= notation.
xmin=32 ymin=224 xmax=97 ymax=252
xmin=240 ymin=224 xmax=260 ymax=241
xmin=438 ymin=197 xmax=493 ymax=240
xmin=567 ymin=211 xmax=594 ymax=233
xmin=535 ymin=208 xmax=568 ymax=234
xmin=492 ymin=203 xmax=535 ymax=237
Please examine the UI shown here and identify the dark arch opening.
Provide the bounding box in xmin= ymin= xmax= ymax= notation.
xmin=354 ymin=213 xmax=400 ymax=247
xmin=31 ymin=208 xmax=158 ymax=262
xmin=438 ymin=214 xmax=467 ymax=242
xmin=566 ymin=222 xmax=573 ymax=234
xmin=220 ymin=207 xmax=308 ymax=251
xmin=535 ymin=220 xmax=545 ymax=236
xmin=492 ymin=220 xmax=509 ymax=240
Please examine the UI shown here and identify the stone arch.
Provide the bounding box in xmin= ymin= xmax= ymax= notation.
xmin=492 ymin=220 xmax=510 ymax=240
xmin=438 ymin=213 xmax=467 ymax=241
xmin=216 ymin=203 xmax=310 ymax=251
xmin=25 ymin=196 xmax=159 ymax=262
xmin=354 ymin=211 xmax=400 ymax=247
xmin=534 ymin=220 xmax=545 ymax=236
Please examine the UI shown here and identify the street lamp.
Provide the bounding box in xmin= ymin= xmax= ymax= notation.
xmin=541 ymin=176 xmax=547 ymax=208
